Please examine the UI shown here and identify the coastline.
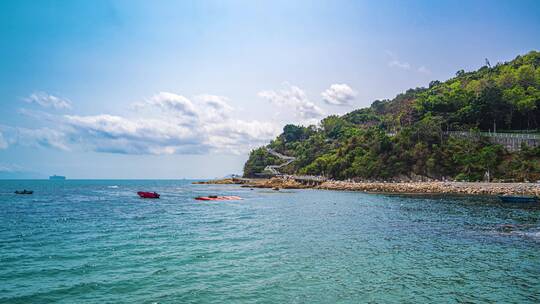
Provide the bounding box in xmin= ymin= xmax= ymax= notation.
xmin=195 ymin=177 xmax=540 ymax=196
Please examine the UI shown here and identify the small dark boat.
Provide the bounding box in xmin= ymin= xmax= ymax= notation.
xmin=137 ymin=191 xmax=160 ymax=199
xmin=498 ymin=195 xmax=538 ymax=203
xmin=195 ymin=195 xmax=242 ymax=201
xmin=15 ymin=190 xmax=33 ymax=195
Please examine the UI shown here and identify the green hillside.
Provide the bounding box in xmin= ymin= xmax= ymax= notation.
xmin=244 ymin=51 xmax=540 ymax=182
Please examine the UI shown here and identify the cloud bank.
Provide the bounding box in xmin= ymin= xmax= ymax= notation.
xmin=10 ymin=92 xmax=281 ymax=155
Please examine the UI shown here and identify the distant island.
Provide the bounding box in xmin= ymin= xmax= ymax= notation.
xmin=243 ymin=51 xmax=540 ymax=183
xmin=49 ymin=175 xmax=66 ymax=180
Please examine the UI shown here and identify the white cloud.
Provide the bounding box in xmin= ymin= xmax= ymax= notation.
xmin=196 ymin=94 xmax=234 ymax=112
xmin=64 ymin=114 xmax=206 ymax=154
xmin=134 ymin=92 xmax=235 ymax=122
xmin=205 ymin=120 xmax=280 ymax=154
xmin=22 ymin=128 xmax=69 ymax=150
xmin=321 ymin=84 xmax=357 ymax=106
xmin=24 ymin=92 xmax=72 ymax=109
xmin=54 ymin=92 xmax=280 ymax=155
xmin=195 ymin=94 xmax=234 ymax=120
xmin=62 ymin=112 xmax=279 ymax=155
xmin=8 ymin=91 xmax=281 ymax=155
xmin=135 ymin=92 xmax=198 ymax=118
xmin=7 ymin=127 xmax=69 ymax=150
xmin=258 ymin=84 xmax=324 ymax=119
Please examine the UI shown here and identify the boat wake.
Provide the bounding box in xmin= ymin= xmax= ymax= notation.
xmin=513 ymin=230 xmax=540 ymax=240
xmin=495 ymin=224 xmax=540 ymax=241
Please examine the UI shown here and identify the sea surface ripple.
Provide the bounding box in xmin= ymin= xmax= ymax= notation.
xmin=0 ymin=180 xmax=539 ymax=303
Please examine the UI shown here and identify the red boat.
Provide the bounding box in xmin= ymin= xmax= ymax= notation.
xmin=195 ymin=195 xmax=242 ymax=201
xmin=137 ymin=191 xmax=160 ymax=199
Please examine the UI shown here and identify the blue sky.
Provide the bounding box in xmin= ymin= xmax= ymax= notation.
xmin=0 ymin=0 xmax=539 ymax=179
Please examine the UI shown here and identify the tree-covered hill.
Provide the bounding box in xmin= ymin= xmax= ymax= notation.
xmin=244 ymin=51 xmax=540 ymax=182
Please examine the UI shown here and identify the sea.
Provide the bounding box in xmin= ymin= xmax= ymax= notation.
xmin=0 ymin=179 xmax=539 ymax=303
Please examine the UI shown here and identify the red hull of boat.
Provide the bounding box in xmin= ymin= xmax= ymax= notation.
xmin=195 ymin=196 xmax=241 ymax=201
xmin=137 ymin=191 xmax=160 ymax=199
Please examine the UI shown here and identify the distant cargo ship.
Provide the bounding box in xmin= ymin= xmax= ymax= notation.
xmin=49 ymin=175 xmax=66 ymax=180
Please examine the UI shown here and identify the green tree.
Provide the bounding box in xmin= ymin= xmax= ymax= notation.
xmin=282 ymin=124 xmax=308 ymax=143
xmin=517 ymin=64 xmax=536 ymax=87
xmin=477 ymin=145 xmax=503 ymax=182
xmin=243 ymin=147 xmax=279 ymax=177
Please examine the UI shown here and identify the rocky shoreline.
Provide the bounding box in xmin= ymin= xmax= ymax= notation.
xmin=193 ymin=178 xmax=238 ymax=185
xmin=195 ymin=177 xmax=540 ymax=196
xmin=317 ymin=180 xmax=540 ymax=196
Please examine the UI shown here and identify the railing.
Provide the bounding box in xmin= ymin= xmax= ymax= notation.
xmin=263 ymin=149 xmax=327 ymax=182
xmin=266 ymin=148 xmax=296 ymax=160
xmin=445 ymin=131 xmax=540 ymax=140
xmin=264 ymin=148 xmax=297 ymax=175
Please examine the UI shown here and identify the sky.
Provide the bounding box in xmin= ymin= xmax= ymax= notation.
xmin=0 ymin=0 xmax=539 ymax=179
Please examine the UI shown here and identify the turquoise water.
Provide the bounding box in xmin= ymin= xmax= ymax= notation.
xmin=0 ymin=180 xmax=539 ymax=303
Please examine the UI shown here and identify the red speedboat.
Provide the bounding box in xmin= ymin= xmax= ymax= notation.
xmin=195 ymin=195 xmax=241 ymax=201
xmin=137 ymin=191 xmax=160 ymax=199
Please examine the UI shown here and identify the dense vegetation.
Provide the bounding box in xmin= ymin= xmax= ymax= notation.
xmin=244 ymin=51 xmax=540 ymax=182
